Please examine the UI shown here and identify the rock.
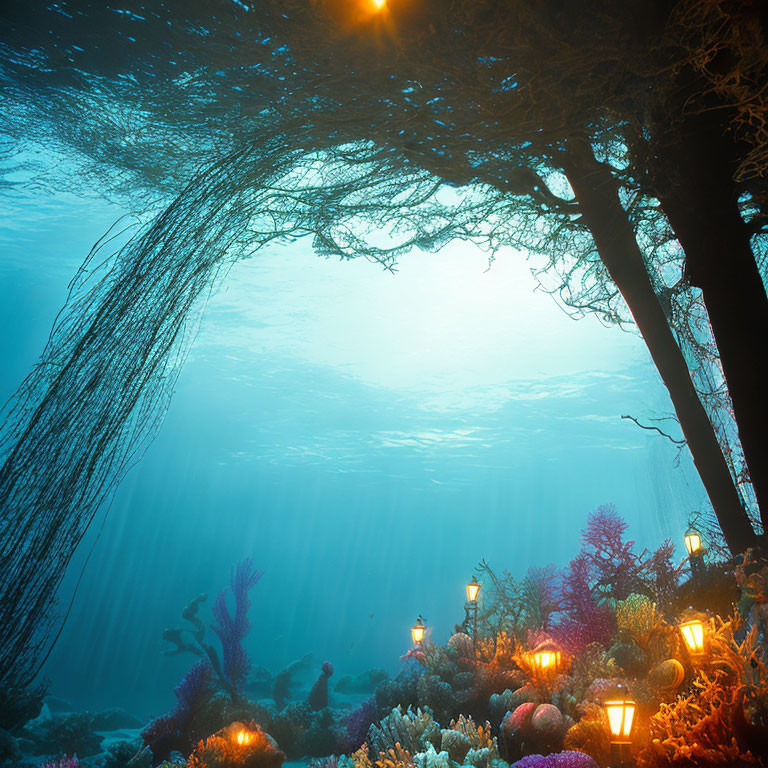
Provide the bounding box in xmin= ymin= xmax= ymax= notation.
xmin=0 ymin=727 xmax=20 ymax=763
xmin=31 ymin=712 xmax=103 ymax=757
xmin=447 ymin=634 xmax=474 ymax=658
xmin=335 ymin=669 xmax=389 ymax=695
xmin=92 ymin=708 xmax=143 ymax=732
xmin=103 ymin=738 xmax=152 ymax=768
xmin=647 ymin=659 xmax=685 ymax=693
xmin=440 ymin=728 xmax=471 ymax=763
xmin=530 ymin=705 xmax=563 ymax=741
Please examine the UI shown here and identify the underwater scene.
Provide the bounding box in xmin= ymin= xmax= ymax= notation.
xmin=1 ymin=2 xmax=768 ymax=768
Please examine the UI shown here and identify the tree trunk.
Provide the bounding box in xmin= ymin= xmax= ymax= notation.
xmin=560 ymin=136 xmax=757 ymax=555
xmin=649 ymin=110 xmax=768 ymax=533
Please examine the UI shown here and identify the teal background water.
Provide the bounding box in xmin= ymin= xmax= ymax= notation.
xmin=0 ymin=185 xmax=705 ymax=719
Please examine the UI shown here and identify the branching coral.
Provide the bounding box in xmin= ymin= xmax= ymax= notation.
xmin=368 ymin=708 xmax=440 ymax=757
xmin=374 ymin=743 xmax=414 ymax=768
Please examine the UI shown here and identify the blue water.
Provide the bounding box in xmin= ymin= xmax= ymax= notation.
xmin=0 ymin=183 xmax=705 ymax=719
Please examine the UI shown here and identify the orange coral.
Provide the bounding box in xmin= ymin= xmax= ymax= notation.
xmin=187 ymin=721 xmax=285 ymax=768
xmin=375 ymin=743 xmax=414 ymax=768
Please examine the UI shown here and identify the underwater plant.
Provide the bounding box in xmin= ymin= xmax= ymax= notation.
xmin=209 ymin=560 xmax=263 ymax=704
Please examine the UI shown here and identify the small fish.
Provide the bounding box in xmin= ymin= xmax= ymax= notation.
xmin=369 ymin=613 xmax=374 ymax=619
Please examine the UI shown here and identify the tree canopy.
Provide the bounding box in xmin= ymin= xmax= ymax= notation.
xmin=1 ymin=0 xmax=767 ymax=687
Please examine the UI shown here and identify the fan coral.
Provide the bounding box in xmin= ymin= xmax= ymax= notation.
xmin=188 ymin=721 xmax=284 ymax=768
xmin=209 ymin=560 xmax=263 ymax=704
xmin=367 ymin=707 xmax=440 ymax=757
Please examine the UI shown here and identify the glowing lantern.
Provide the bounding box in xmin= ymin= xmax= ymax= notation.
xmin=235 ymin=729 xmax=253 ymax=746
xmin=411 ymin=616 xmax=426 ymax=645
xmin=466 ymin=577 xmax=481 ymax=603
xmin=680 ymin=617 xmax=706 ymax=655
xmin=530 ymin=638 xmax=562 ymax=674
xmin=684 ymin=527 xmax=702 ymax=557
xmin=605 ymin=691 xmax=636 ymax=745
xmin=371 ymin=0 xmax=386 ymax=9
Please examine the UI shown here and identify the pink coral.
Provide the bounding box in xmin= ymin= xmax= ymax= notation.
xmin=550 ymin=556 xmax=614 ymax=654
xmin=42 ymin=758 xmax=79 ymax=768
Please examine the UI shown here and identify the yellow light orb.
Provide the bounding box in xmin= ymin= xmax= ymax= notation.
xmin=371 ymin=0 xmax=386 ymax=9
xmin=684 ymin=527 xmax=702 ymax=556
xmin=466 ymin=577 xmax=481 ymax=603
xmin=680 ymin=618 xmax=706 ymax=654
xmin=605 ymin=697 xmax=636 ymax=744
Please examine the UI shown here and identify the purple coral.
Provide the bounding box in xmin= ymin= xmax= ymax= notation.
xmin=142 ymin=660 xmax=215 ymax=761
xmin=550 ymin=555 xmax=614 ymax=654
xmin=209 ymin=558 xmax=263 ymax=702
xmin=581 ymin=505 xmax=643 ymax=600
xmin=512 ymin=752 xmax=598 ymax=768
xmin=336 ymin=696 xmax=378 ymax=753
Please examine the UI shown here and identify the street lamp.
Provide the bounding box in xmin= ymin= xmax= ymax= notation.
xmin=466 ymin=577 xmax=481 ymax=603
xmin=532 ymin=639 xmax=562 ymax=674
xmin=411 ymin=615 xmax=426 ymax=645
xmin=679 ymin=614 xmax=707 ymax=658
xmin=684 ymin=525 xmax=706 ymax=583
xmin=605 ymin=685 xmax=636 ymax=767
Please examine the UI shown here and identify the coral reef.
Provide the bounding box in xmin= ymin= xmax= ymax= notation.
xmin=31 ymin=712 xmax=104 ymax=757
xmin=511 ymin=752 xmax=598 ymax=768
xmin=132 ymin=506 xmax=768 ymax=768
xmin=367 ymin=708 xmax=440 ymax=757
xmin=187 ymin=721 xmax=285 ymax=768
xmin=337 ymin=698 xmax=379 ymax=755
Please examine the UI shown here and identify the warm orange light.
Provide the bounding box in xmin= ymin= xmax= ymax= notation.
xmin=466 ymin=577 xmax=481 ymax=603
xmin=680 ymin=618 xmax=706 ymax=654
xmin=411 ymin=616 xmax=426 ymax=645
xmin=370 ymin=0 xmax=386 ymax=9
xmin=235 ymin=729 xmax=253 ymax=746
xmin=534 ymin=649 xmax=561 ymax=670
xmin=605 ymin=697 xmax=636 ymax=744
xmin=684 ymin=527 xmax=702 ymax=556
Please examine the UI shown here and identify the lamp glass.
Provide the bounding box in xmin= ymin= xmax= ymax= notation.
xmin=534 ymin=650 xmax=561 ymax=670
xmin=466 ymin=581 xmax=481 ymax=602
xmin=605 ymin=699 xmax=636 ymax=744
xmin=684 ymin=530 xmax=702 ymax=556
xmin=680 ymin=619 xmax=705 ymax=653
xmin=411 ymin=623 xmax=425 ymax=644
